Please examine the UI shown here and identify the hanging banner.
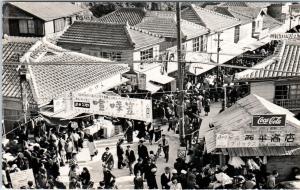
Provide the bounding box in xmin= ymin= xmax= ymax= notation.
xmin=138 ymin=73 xmax=147 ymax=90
xmin=72 ymin=93 xmax=152 ymax=122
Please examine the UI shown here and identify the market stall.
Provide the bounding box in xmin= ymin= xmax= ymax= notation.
xmin=205 ymin=94 xmax=300 ymax=181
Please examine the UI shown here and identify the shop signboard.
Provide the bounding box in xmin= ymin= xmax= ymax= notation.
xmin=270 ymin=33 xmax=300 ymax=40
xmin=72 ymin=93 xmax=152 ymax=122
xmin=252 ymin=114 xmax=286 ymax=127
xmin=216 ymin=129 xmax=299 ymax=148
xmin=10 ymin=169 xmax=35 ymax=189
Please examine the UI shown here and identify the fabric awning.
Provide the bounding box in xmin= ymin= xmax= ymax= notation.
xmin=150 ymin=74 xmax=175 ymax=85
xmin=146 ymin=82 xmax=162 ymax=93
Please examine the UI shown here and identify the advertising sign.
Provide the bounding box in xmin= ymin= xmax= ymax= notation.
xmin=72 ymin=93 xmax=152 ymax=122
xmin=270 ymin=33 xmax=300 ymax=40
xmin=252 ymin=114 xmax=286 ymax=127
xmin=138 ymin=73 xmax=147 ymax=90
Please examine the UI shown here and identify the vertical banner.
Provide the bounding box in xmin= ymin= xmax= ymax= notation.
xmin=72 ymin=93 xmax=153 ymax=122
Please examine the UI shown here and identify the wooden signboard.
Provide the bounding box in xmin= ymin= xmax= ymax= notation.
xmin=10 ymin=169 xmax=35 ymax=189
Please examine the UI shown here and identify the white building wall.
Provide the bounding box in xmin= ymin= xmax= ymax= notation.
xmin=207 ymin=27 xmax=235 ymax=53
xmin=251 ymin=81 xmax=275 ymax=102
xmin=240 ymin=23 xmax=253 ymax=40
xmin=44 ymin=21 xmax=54 ymax=35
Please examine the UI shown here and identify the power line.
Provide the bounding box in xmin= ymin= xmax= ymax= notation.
xmin=3 ymin=59 xmax=300 ymax=75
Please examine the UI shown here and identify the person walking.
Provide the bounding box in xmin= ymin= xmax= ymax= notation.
xmin=134 ymin=158 xmax=144 ymax=177
xmin=266 ymin=170 xmax=278 ymax=189
xmin=103 ymin=167 xmax=116 ymax=188
xmin=138 ymin=140 xmax=149 ymax=161
xmin=144 ymin=159 xmax=157 ymax=189
xmin=125 ymin=145 xmax=136 ymax=175
xmin=204 ymin=98 xmax=211 ymax=116
xmin=79 ymin=167 xmax=91 ymax=189
xmin=87 ymin=135 xmax=97 ymax=161
xmin=65 ymin=138 xmax=74 ymax=163
xmin=161 ymin=167 xmax=172 ymax=189
xmin=134 ymin=170 xmax=144 ymax=189
xmin=158 ymin=134 xmax=169 ymax=163
xmin=117 ymin=139 xmax=125 ymax=169
xmin=102 ymin=147 xmax=114 ymax=170
xmin=169 ymin=177 xmax=182 ymax=190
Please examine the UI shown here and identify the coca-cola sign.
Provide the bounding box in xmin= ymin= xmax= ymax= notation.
xmin=252 ymin=114 xmax=286 ymax=127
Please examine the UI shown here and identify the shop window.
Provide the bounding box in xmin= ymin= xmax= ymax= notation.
xmin=140 ymin=48 xmax=153 ymax=60
xmin=54 ymin=18 xmax=65 ymax=32
xmin=234 ymin=25 xmax=240 ymax=43
xmin=275 ymin=85 xmax=289 ymax=99
xmin=290 ymin=84 xmax=300 ymax=99
xmin=19 ymin=20 xmax=35 ymax=34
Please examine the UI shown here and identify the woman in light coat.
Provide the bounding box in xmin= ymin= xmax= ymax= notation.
xmin=87 ymin=135 xmax=97 ymax=161
xmin=168 ymin=178 xmax=182 ymax=190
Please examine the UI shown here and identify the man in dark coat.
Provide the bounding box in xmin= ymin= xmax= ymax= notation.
xmin=125 ymin=145 xmax=136 ymax=175
xmin=116 ymin=139 xmax=125 ymax=169
xmin=161 ymin=167 xmax=171 ymax=189
xmin=103 ymin=167 xmax=116 ymax=188
xmin=101 ymin=147 xmax=114 ymax=170
xmin=144 ymin=159 xmax=157 ymax=189
xmin=134 ymin=158 xmax=144 ymax=176
xmin=138 ymin=140 xmax=149 ymax=161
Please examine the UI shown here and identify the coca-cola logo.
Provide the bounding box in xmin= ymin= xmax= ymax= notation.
xmin=253 ymin=115 xmax=286 ymax=127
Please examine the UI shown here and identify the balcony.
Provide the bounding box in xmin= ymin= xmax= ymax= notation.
xmin=274 ymin=99 xmax=300 ymax=111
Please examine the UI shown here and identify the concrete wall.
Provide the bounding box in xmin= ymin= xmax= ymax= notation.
xmin=250 ymin=81 xmax=275 ymax=102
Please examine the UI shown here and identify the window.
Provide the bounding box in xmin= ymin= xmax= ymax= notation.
xmin=275 ymin=85 xmax=289 ymax=99
xmin=234 ymin=25 xmax=240 ymax=43
xmin=193 ymin=35 xmax=207 ymax=52
xmin=54 ymin=18 xmax=65 ymax=32
xmin=275 ymin=84 xmax=300 ymax=100
xmin=111 ymin=52 xmax=122 ymax=61
xmin=140 ymin=48 xmax=153 ymax=60
xmin=19 ymin=20 xmax=35 ymax=34
xmin=193 ymin=37 xmax=200 ymax=52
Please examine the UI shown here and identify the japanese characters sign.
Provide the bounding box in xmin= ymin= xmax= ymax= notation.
xmin=216 ymin=130 xmax=299 ymax=148
xmin=72 ymin=93 xmax=152 ymax=122
xmin=252 ymin=114 xmax=286 ymax=127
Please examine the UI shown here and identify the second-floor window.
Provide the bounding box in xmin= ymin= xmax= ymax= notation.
xmin=140 ymin=48 xmax=153 ymax=60
xmin=19 ymin=20 xmax=35 ymax=34
xmin=275 ymin=84 xmax=300 ymax=100
xmin=193 ymin=35 xmax=207 ymax=52
xmin=234 ymin=25 xmax=240 ymax=43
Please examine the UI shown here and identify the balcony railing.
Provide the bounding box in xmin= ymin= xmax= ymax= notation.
xmin=274 ymin=99 xmax=300 ymax=111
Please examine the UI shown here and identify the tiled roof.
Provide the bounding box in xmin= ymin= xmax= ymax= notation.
xmin=263 ymin=14 xmax=283 ymax=30
xmin=182 ymin=5 xmax=241 ymax=31
xmin=135 ymin=16 xmax=208 ymax=39
xmin=58 ymin=21 xmax=163 ymax=50
xmin=219 ymin=2 xmax=248 ymax=7
xmin=2 ymin=37 xmax=39 ymax=99
xmin=97 ymin=8 xmax=146 ymax=25
xmin=8 ymin=2 xmax=86 ymax=21
xmin=145 ymin=10 xmax=176 ymax=18
xmin=236 ymin=41 xmax=300 ymax=80
xmin=226 ymin=6 xmax=263 ymax=19
xmin=26 ymin=41 xmax=129 ymax=106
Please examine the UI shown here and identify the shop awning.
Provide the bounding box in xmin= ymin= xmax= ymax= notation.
xmin=146 ymin=82 xmax=162 ymax=93
xmin=225 ymin=146 xmax=300 ymax=157
xmin=150 ymin=74 xmax=175 ymax=84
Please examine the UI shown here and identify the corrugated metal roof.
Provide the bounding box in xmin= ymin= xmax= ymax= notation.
xmin=226 ymin=146 xmax=300 ymax=156
xmin=8 ymin=2 xmax=86 ymax=21
xmin=236 ymin=41 xmax=300 ymax=80
xmin=58 ymin=21 xmax=164 ymax=50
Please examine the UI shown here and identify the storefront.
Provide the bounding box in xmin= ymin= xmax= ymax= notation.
xmin=206 ymin=94 xmax=300 ymax=181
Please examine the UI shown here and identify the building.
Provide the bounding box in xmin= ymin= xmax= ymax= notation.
xmin=235 ymin=40 xmax=300 ymax=113
xmin=2 ymin=36 xmax=129 ymax=132
xmin=206 ymin=94 xmax=300 ymax=182
xmin=2 ymin=2 xmax=90 ymax=37
xmin=57 ymin=21 xmax=164 ymax=67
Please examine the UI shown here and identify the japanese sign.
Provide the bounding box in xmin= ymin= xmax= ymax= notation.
xmin=10 ymin=169 xmax=35 ymax=189
xmin=216 ymin=130 xmax=298 ymax=148
xmin=270 ymin=33 xmax=300 ymax=40
xmin=72 ymin=93 xmax=153 ymax=122
xmin=252 ymin=114 xmax=286 ymax=127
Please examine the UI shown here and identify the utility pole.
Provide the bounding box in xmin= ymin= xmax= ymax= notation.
xmin=214 ymin=32 xmax=223 ymax=87
xmin=176 ymin=2 xmax=185 ymax=147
